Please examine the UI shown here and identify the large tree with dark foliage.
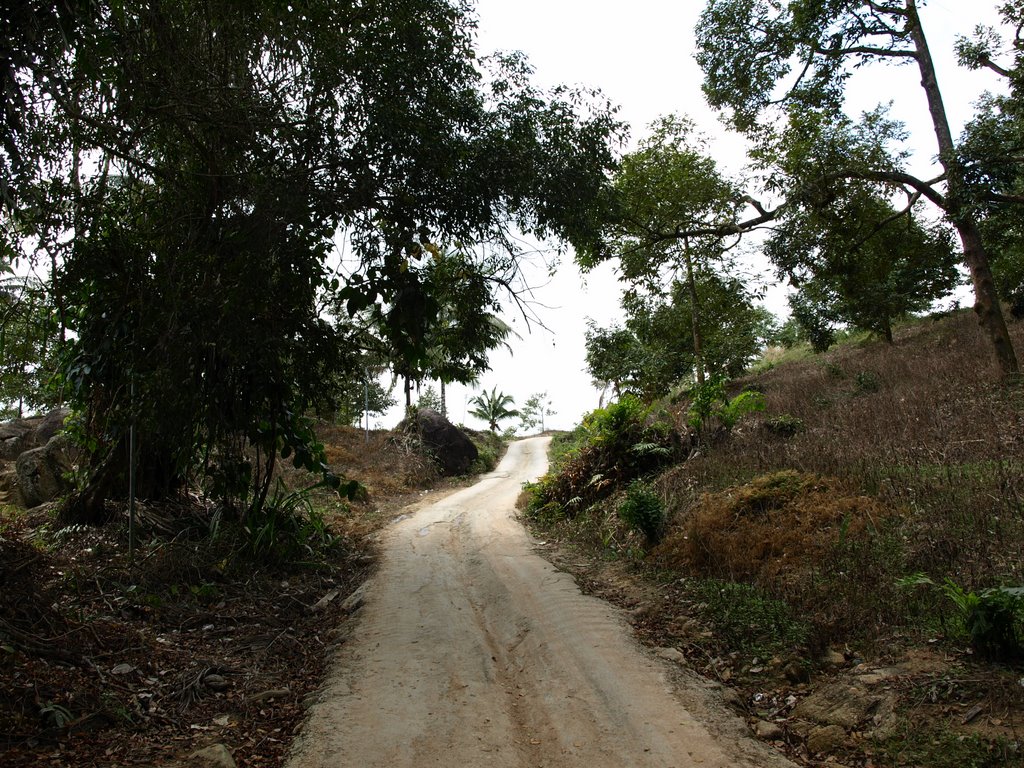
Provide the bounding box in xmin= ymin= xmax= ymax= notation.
xmin=694 ymin=0 xmax=1023 ymax=377
xmin=1 ymin=0 xmax=622 ymax=523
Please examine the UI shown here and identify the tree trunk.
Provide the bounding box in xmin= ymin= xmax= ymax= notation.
xmin=906 ymin=0 xmax=1019 ymax=378
xmin=440 ymin=380 xmax=447 ymax=418
xmin=683 ymin=238 xmax=706 ymax=385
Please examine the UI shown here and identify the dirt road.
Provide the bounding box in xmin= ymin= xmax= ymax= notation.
xmin=287 ymin=437 xmax=794 ymax=767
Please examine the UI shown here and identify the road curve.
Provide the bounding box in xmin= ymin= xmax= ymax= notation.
xmin=287 ymin=436 xmax=793 ymax=768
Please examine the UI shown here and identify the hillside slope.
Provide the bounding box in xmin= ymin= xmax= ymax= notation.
xmin=523 ymin=310 xmax=1024 ymax=768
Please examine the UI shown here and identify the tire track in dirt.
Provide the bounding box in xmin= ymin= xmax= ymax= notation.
xmin=287 ymin=437 xmax=795 ymax=767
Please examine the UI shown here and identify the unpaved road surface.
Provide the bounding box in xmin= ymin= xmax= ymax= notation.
xmin=288 ymin=437 xmax=794 ymax=767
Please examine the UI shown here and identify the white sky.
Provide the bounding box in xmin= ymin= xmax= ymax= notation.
xmin=382 ymin=0 xmax=1011 ymax=432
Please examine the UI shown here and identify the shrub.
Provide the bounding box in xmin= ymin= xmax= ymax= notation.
xmin=686 ymin=377 xmax=765 ymax=435
xmin=689 ymin=579 xmax=809 ymax=655
xmin=522 ymin=397 xmax=679 ymax=522
xmin=853 ymin=370 xmax=880 ymax=395
xmin=655 ymin=471 xmax=887 ymax=587
xmin=900 ymin=574 xmax=1024 ymax=659
xmin=618 ymin=481 xmax=665 ymax=543
xmin=763 ymin=414 xmax=805 ymax=437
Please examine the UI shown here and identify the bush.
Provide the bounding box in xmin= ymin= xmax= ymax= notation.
xmin=900 ymin=574 xmax=1024 ymax=660
xmin=763 ymin=414 xmax=805 ymax=437
xmin=618 ymin=481 xmax=665 ymax=543
xmin=689 ymin=579 xmax=809 ymax=655
xmin=685 ymin=377 xmax=765 ymax=435
xmin=522 ymin=397 xmax=678 ymax=522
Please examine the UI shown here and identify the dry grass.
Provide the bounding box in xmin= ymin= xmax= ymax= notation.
xmin=655 ymin=471 xmax=886 ymax=587
xmin=661 ymin=311 xmax=1024 ymax=596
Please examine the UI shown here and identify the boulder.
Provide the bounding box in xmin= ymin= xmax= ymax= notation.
xmin=188 ymin=744 xmax=236 ymax=768
xmin=33 ymin=407 xmax=71 ymax=446
xmin=15 ymin=434 xmax=76 ymax=508
xmin=806 ymin=724 xmax=847 ymax=754
xmin=0 ymin=468 xmax=24 ymax=506
xmin=401 ymin=409 xmax=478 ymax=476
xmin=0 ymin=417 xmax=42 ymax=460
xmin=793 ymin=682 xmax=880 ymax=729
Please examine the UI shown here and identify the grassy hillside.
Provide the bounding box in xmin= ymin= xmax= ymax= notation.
xmin=522 ymin=310 xmax=1024 ymax=766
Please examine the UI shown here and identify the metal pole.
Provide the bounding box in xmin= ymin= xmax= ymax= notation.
xmin=128 ymin=379 xmax=136 ymax=563
xmin=364 ymin=369 xmax=370 ymax=443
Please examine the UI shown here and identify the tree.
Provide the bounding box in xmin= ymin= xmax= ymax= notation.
xmin=957 ymin=11 xmax=1024 ymax=317
xmin=370 ymin=247 xmax=516 ymax=412
xmin=468 ymin=387 xmax=519 ymax=432
xmin=416 ymin=385 xmax=444 ymax=413
xmin=587 ymin=115 xmax=742 ymax=385
xmin=585 ymin=274 xmax=775 ymax=400
xmin=3 ymin=1 xmax=622 ymax=523
xmin=696 ymin=0 xmax=1023 ymax=377
xmin=0 ymin=275 xmax=61 ymax=418
xmin=766 ymin=185 xmax=961 ymax=345
xmin=518 ymin=392 xmax=556 ymax=434
xmin=584 ymin=322 xmax=644 ymax=399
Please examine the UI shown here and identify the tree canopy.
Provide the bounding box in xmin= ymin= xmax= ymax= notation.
xmin=767 ymin=184 xmax=961 ymax=347
xmin=694 ymin=0 xmax=1024 ymax=376
xmin=586 ymin=274 xmax=776 ymax=401
xmin=1 ymin=0 xmax=623 ymax=522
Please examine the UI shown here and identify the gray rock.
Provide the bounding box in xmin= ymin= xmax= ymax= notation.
xmin=655 ymin=647 xmax=685 ymax=663
xmin=0 ymin=468 xmax=24 ymax=506
xmin=15 ymin=434 xmax=75 ymax=507
xmin=0 ymin=417 xmax=41 ymax=460
xmin=341 ymin=582 xmax=369 ymax=613
xmin=188 ymin=744 xmax=236 ymax=768
xmin=806 ymin=724 xmax=847 ymax=754
xmin=400 ymin=409 xmax=478 ymax=476
xmin=793 ymin=682 xmax=880 ymax=729
xmin=33 ymin=408 xmax=70 ymax=446
xmin=754 ymin=719 xmax=785 ymax=740
xmin=825 ymin=649 xmax=847 ymax=666
xmin=782 ymin=659 xmax=811 ymax=684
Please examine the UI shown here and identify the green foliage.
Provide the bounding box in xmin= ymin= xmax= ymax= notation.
xmin=416 ymin=385 xmax=443 ymax=414
xmin=590 ymin=114 xmax=737 ymax=277
xmin=0 ymin=276 xmax=62 ymax=417
xmin=767 ymin=185 xmax=961 ymax=346
xmin=239 ymin=479 xmax=346 ymax=565
xmin=853 ymin=370 xmax=880 ymax=395
xmin=523 ymin=396 xmax=677 ymax=520
xmin=468 ymin=387 xmax=519 ymax=432
xmin=587 ymin=275 xmax=776 ymax=400
xmin=618 ymin=481 xmax=665 ymax=543
xmin=467 ymin=429 xmax=504 ymax=474
xmin=686 ymin=377 xmax=765 ymax=435
xmin=877 ymin=727 xmax=1021 ymax=768
xmin=900 ymin=574 xmax=1024 ymax=659
xmin=763 ymin=414 xmax=805 ymax=437
xmin=696 ymin=0 xmax=1021 ymax=375
xmin=518 ymin=391 xmax=555 ymax=434
xmin=5 ymin=0 xmax=623 ymax=524
xmin=689 ymin=579 xmax=809 ymax=656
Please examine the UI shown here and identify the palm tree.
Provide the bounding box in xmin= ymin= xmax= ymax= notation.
xmin=468 ymin=387 xmax=519 ymax=432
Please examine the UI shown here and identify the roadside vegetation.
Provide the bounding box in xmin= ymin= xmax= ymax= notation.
xmin=522 ymin=310 xmax=1024 ymax=767
xmin=0 ymin=422 xmax=506 ymax=766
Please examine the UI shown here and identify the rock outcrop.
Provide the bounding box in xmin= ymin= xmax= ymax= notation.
xmin=1 ymin=408 xmax=76 ymax=507
xmin=15 ymin=434 xmax=76 ymax=508
xmin=400 ymin=408 xmax=478 ymax=476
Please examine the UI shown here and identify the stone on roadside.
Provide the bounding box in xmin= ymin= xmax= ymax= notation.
xmin=399 ymin=408 xmax=478 ymax=476
xmin=654 ymin=647 xmax=685 ymax=663
xmin=188 ymin=744 xmax=236 ymax=768
xmin=806 ymin=724 xmax=847 ymax=754
xmin=754 ymin=719 xmax=785 ymax=740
